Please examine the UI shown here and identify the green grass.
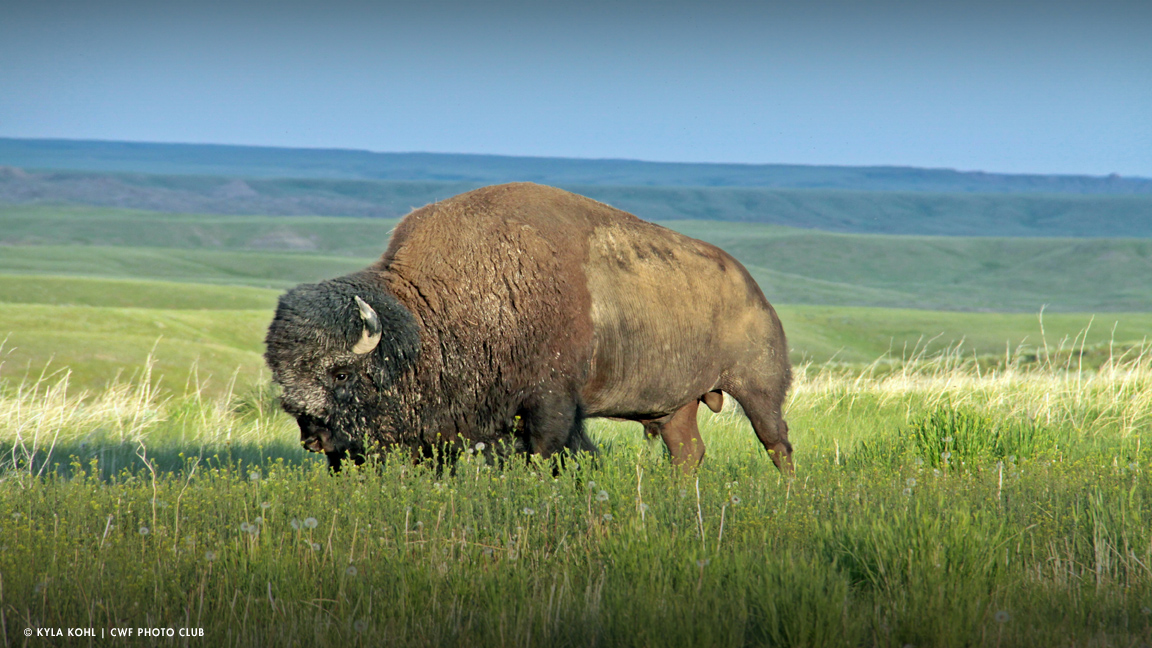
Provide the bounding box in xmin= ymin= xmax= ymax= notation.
xmin=1 ymin=354 xmax=1149 ymax=646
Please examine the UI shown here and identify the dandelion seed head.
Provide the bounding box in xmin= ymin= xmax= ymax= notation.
xmin=311 ymin=542 xmax=321 ymax=551
xmin=354 ymin=620 xmax=368 ymax=633
xmin=249 ymin=471 xmax=260 ymax=481
xmin=995 ymin=610 xmax=1010 ymax=623
xmin=240 ymin=522 xmax=252 ymax=533
xmin=602 ymin=513 xmax=613 ymax=522
xmin=902 ymin=488 xmax=913 ymax=496
xmin=254 ymin=517 xmax=263 ymax=525
xmin=942 ymin=436 xmax=953 ymax=444
xmin=303 ymin=517 xmax=318 ymax=529
xmin=730 ymin=495 xmax=742 ymax=505
xmin=415 ymin=521 xmax=424 ymax=530
xmin=138 ymin=526 xmax=150 ymax=536
xmin=260 ymin=501 xmax=271 ymax=510
xmin=933 ymin=468 xmax=942 ymax=477
xmin=596 ymin=490 xmax=609 ymax=502
xmin=913 ymin=457 xmax=924 ymax=466
xmin=522 ymin=508 xmax=535 ymax=516
xmin=204 ymin=550 xmax=217 ymax=561
xmin=290 ymin=518 xmax=301 ymax=530
xmin=906 ymin=478 xmax=917 ymax=487
xmin=696 ymin=559 xmax=710 ymax=568
xmin=940 ymin=451 xmax=951 ymax=460
xmin=346 ymin=566 xmax=358 ymax=576
xmin=639 ymin=503 xmax=649 ymax=513
xmin=587 ymin=481 xmax=597 ymax=490
xmin=1142 ymin=606 xmax=1152 ymax=616
xmin=474 ymin=442 xmax=486 ymax=451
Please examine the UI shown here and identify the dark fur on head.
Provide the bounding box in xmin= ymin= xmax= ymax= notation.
xmin=264 ymin=271 xmax=420 ymax=470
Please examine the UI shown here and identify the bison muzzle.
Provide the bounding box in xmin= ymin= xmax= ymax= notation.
xmin=264 ymin=183 xmax=793 ymax=472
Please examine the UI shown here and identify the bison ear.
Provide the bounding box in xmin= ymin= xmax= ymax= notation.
xmin=352 ymin=296 xmax=383 ymax=355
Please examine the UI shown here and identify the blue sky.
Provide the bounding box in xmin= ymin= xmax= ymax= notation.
xmin=2 ymin=0 xmax=1150 ymax=176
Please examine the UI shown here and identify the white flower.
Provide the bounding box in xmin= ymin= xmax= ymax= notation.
xmin=249 ymin=471 xmax=260 ymax=481
xmin=475 ymin=442 xmax=486 ymax=451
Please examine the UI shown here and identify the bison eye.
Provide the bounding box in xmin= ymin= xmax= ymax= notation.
xmin=332 ymin=370 xmax=351 ymax=385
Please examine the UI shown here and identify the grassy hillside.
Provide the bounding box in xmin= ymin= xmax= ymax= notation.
xmin=4 ymin=205 xmax=1151 ymax=311
xmin=4 ymin=137 xmax=1150 ymax=194
xmin=5 ymin=171 xmax=1152 ymax=237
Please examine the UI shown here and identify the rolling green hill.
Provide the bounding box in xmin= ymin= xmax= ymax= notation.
xmin=1 ymin=275 xmax=1149 ymax=395
xmin=4 ymin=170 xmax=1151 ymax=237
xmin=3 ymin=205 xmax=1150 ymax=311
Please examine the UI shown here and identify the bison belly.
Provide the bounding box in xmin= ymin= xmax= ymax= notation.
xmin=579 ymin=221 xmax=776 ymax=420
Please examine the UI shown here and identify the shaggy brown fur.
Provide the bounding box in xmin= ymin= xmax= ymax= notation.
xmin=265 ymin=183 xmax=792 ymax=471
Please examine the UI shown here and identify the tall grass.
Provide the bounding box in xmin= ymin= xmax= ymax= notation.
xmin=1 ymin=343 xmax=1150 ymax=646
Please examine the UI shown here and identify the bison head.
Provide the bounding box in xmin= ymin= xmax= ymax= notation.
xmin=264 ymin=273 xmax=420 ymax=470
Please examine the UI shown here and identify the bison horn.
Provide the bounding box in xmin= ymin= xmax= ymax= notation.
xmin=352 ymin=296 xmax=382 ymax=354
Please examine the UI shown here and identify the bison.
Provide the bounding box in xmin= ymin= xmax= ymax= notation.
xmin=264 ymin=183 xmax=792 ymax=472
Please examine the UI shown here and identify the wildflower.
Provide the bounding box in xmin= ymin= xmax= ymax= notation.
xmin=303 ymin=517 xmax=319 ymax=529
xmin=475 ymin=442 xmax=486 ymax=451
xmin=696 ymin=558 xmax=710 ymax=568
xmin=522 ymin=508 xmax=535 ymax=516
xmin=415 ymin=521 xmax=424 ymax=531
xmin=354 ymin=620 xmax=368 ymax=633
xmin=940 ymin=451 xmax=951 ymax=461
xmin=906 ymin=478 xmax=917 ymax=488
xmin=205 ymin=550 xmax=217 ymax=561
xmin=942 ymin=436 xmax=953 ymax=444
xmin=290 ymin=518 xmax=301 ymax=530
xmin=240 ymin=522 xmax=253 ymax=533
xmin=346 ymin=566 xmax=358 ymax=576
xmin=138 ymin=526 xmax=150 ymax=536
xmin=730 ymin=495 xmax=741 ymax=505
xmin=902 ymin=488 xmax=912 ymax=496
xmin=596 ymin=490 xmax=609 ymax=502
xmin=260 ymin=501 xmax=271 ymax=510
xmin=587 ymin=481 xmax=597 ymax=490
xmin=602 ymin=513 xmax=613 ymax=522
xmin=995 ymin=610 xmax=1010 ymax=623
xmin=311 ymin=542 xmax=321 ymax=551
xmin=249 ymin=471 xmax=260 ymax=481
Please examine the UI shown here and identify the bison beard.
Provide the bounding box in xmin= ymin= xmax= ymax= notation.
xmin=264 ymin=183 xmax=793 ymax=473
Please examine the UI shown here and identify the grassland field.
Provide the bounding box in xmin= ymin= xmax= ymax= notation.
xmin=1 ymin=203 xmax=1150 ymax=646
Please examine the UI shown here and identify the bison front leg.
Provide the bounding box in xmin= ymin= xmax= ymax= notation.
xmin=653 ymin=400 xmax=706 ymax=470
xmin=521 ymin=390 xmax=591 ymax=459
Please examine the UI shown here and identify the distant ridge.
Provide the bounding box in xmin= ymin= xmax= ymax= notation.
xmin=3 ymin=166 xmax=1152 ymax=238
xmin=1 ymin=137 xmax=1149 ymax=195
